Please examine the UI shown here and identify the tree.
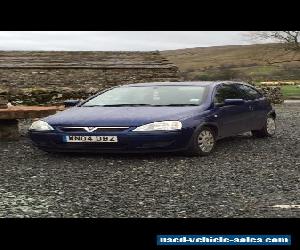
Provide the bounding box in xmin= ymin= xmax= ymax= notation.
xmin=250 ymin=31 xmax=299 ymax=51
xmin=246 ymin=31 xmax=300 ymax=65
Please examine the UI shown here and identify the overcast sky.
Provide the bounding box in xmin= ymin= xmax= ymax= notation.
xmin=0 ymin=31 xmax=271 ymax=51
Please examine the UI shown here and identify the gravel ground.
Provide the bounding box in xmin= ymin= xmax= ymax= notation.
xmin=0 ymin=104 xmax=299 ymax=218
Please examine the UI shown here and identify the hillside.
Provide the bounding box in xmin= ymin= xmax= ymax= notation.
xmin=161 ymin=43 xmax=300 ymax=82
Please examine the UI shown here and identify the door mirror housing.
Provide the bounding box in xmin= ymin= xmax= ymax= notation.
xmin=64 ymin=99 xmax=81 ymax=107
xmin=224 ymin=99 xmax=245 ymax=106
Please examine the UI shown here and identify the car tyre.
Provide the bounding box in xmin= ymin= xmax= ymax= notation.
xmin=186 ymin=126 xmax=216 ymax=156
xmin=252 ymin=115 xmax=276 ymax=138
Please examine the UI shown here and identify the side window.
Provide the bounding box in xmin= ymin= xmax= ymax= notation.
xmin=214 ymin=85 xmax=244 ymax=104
xmin=235 ymin=84 xmax=263 ymax=100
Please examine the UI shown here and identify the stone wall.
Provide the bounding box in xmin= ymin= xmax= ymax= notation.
xmin=0 ymin=68 xmax=179 ymax=89
xmin=0 ymin=68 xmax=179 ymax=105
xmin=0 ymin=94 xmax=8 ymax=108
xmin=0 ymin=51 xmax=180 ymax=105
xmin=1 ymin=87 xmax=97 ymax=105
xmin=257 ymin=86 xmax=284 ymax=104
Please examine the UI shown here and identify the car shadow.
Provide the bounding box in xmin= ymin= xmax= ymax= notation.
xmin=217 ymin=132 xmax=253 ymax=143
xmin=47 ymin=150 xmax=186 ymax=160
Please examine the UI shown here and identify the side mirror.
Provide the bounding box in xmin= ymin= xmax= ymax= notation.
xmin=64 ymin=99 xmax=80 ymax=107
xmin=224 ymin=99 xmax=245 ymax=106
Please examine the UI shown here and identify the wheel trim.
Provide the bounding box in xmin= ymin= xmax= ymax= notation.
xmin=198 ymin=130 xmax=214 ymax=152
xmin=266 ymin=117 xmax=276 ymax=135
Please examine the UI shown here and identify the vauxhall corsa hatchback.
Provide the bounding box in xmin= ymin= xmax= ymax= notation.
xmin=29 ymin=81 xmax=276 ymax=156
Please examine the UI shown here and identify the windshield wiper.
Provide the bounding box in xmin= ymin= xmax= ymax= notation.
xmin=102 ymin=104 xmax=152 ymax=107
xmin=82 ymin=105 xmax=104 ymax=107
xmin=82 ymin=104 xmax=199 ymax=107
xmin=152 ymin=104 xmax=199 ymax=107
xmin=82 ymin=104 xmax=149 ymax=107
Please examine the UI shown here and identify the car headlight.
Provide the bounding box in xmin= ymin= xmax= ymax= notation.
xmin=29 ymin=120 xmax=54 ymax=131
xmin=133 ymin=121 xmax=182 ymax=132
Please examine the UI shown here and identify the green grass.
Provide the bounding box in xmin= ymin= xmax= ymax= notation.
xmin=162 ymin=43 xmax=300 ymax=81
xmin=281 ymin=85 xmax=300 ymax=99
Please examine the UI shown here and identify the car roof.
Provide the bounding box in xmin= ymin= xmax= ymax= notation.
xmin=121 ymin=81 xmax=250 ymax=87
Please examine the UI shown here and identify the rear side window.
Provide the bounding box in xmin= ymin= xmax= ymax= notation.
xmin=214 ymin=84 xmax=244 ymax=104
xmin=235 ymin=84 xmax=263 ymax=100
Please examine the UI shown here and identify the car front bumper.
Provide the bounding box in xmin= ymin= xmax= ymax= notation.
xmin=28 ymin=129 xmax=194 ymax=153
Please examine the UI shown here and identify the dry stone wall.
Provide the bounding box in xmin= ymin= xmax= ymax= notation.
xmin=257 ymin=86 xmax=284 ymax=104
xmin=0 ymin=51 xmax=180 ymax=105
xmin=0 ymin=68 xmax=179 ymax=89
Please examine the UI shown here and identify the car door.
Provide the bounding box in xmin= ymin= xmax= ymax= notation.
xmin=213 ymin=84 xmax=250 ymax=137
xmin=235 ymin=84 xmax=267 ymax=130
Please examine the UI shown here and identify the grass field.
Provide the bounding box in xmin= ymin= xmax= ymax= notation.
xmin=162 ymin=43 xmax=300 ymax=81
xmin=281 ymin=85 xmax=300 ymax=99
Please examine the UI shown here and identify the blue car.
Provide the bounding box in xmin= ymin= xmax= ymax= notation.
xmin=29 ymin=81 xmax=276 ymax=156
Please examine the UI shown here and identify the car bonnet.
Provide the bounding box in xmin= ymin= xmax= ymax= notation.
xmin=43 ymin=105 xmax=206 ymax=127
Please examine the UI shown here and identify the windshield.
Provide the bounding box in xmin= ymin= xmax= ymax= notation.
xmin=82 ymin=86 xmax=208 ymax=107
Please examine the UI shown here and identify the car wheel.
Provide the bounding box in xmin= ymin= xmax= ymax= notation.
xmin=186 ymin=126 xmax=216 ymax=156
xmin=252 ymin=115 xmax=276 ymax=138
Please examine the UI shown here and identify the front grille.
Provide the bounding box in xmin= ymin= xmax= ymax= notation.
xmin=58 ymin=126 xmax=129 ymax=133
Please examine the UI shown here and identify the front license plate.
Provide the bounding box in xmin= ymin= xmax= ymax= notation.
xmin=64 ymin=135 xmax=118 ymax=143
